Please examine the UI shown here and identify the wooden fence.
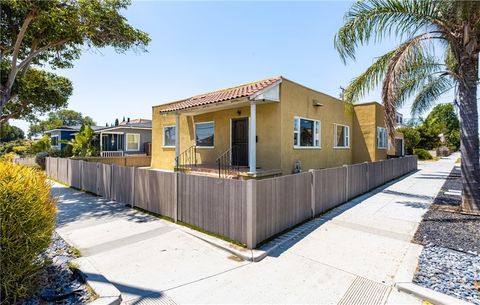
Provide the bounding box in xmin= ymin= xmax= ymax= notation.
xmin=46 ymin=155 xmax=417 ymax=248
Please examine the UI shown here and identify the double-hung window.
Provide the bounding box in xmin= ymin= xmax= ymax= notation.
xmin=377 ymin=127 xmax=387 ymax=149
xmin=293 ymin=117 xmax=321 ymax=148
xmin=126 ymin=133 xmax=140 ymax=151
xmin=163 ymin=126 xmax=176 ymax=147
xmin=334 ymin=124 xmax=350 ymax=148
xmin=195 ymin=122 xmax=214 ymax=147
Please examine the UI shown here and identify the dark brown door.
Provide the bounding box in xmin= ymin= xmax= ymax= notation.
xmin=395 ymin=138 xmax=403 ymax=156
xmin=231 ymin=118 xmax=249 ymax=166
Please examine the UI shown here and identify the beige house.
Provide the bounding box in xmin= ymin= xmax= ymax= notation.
xmin=151 ymin=76 xmax=404 ymax=178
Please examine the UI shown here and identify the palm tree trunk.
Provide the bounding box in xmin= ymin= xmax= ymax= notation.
xmin=458 ymin=54 xmax=480 ymax=213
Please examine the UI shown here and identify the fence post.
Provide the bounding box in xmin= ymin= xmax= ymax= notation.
xmin=246 ymin=179 xmax=257 ymax=249
xmin=96 ymin=163 xmax=100 ymax=195
xmin=344 ymin=164 xmax=349 ymax=202
xmin=174 ymin=172 xmax=178 ymax=222
xmin=109 ymin=164 xmax=113 ymax=200
xmin=56 ymin=158 xmax=60 ymax=181
xmin=365 ymin=161 xmax=369 ymax=191
xmin=309 ymin=169 xmax=316 ymax=217
xmin=131 ymin=167 xmax=135 ymax=208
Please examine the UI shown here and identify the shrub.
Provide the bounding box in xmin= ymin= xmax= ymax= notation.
xmin=31 ymin=135 xmax=51 ymax=154
xmin=436 ymin=146 xmax=451 ymax=157
xmin=0 ymin=162 xmax=56 ymax=303
xmin=35 ymin=152 xmax=49 ymax=170
xmin=414 ymin=148 xmax=433 ymax=160
xmin=0 ymin=152 xmax=16 ymax=163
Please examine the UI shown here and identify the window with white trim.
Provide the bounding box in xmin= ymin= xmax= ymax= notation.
xmin=195 ymin=122 xmax=214 ymax=147
xmin=377 ymin=127 xmax=387 ymax=149
xmin=334 ymin=124 xmax=350 ymax=148
xmin=163 ymin=126 xmax=176 ymax=147
xmin=51 ymin=135 xmax=59 ymax=147
xmin=293 ymin=117 xmax=321 ymax=148
xmin=126 ymin=133 xmax=140 ymax=151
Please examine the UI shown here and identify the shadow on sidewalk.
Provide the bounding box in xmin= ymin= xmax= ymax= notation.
xmin=263 ymin=170 xmax=425 ymax=258
xmin=53 ymin=185 xmax=157 ymax=228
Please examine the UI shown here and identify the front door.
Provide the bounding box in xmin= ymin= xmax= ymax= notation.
xmin=231 ymin=118 xmax=249 ymax=166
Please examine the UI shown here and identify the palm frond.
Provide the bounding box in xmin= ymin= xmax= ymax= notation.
xmin=411 ymin=75 xmax=454 ymax=117
xmin=334 ymin=0 xmax=446 ymax=62
xmin=343 ymin=50 xmax=396 ymax=103
xmin=381 ymin=33 xmax=442 ymax=136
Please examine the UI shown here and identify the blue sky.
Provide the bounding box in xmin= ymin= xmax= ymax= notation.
xmin=11 ymin=1 xmax=457 ymax=133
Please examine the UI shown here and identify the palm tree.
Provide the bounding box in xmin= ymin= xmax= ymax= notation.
xmin=335 ymin=0 xmax=480 ymax=213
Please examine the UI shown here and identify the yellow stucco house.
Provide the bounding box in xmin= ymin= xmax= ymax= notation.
xmin=151 ymin=76 xmax=404 ymax=178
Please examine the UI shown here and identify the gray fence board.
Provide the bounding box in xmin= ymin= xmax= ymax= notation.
xmin=256 ymin=172 xmax=312 ymax=243
xmin=68 ymin=159 xmax=82 ymax=189
xmin=347 ymin=163 xmax=369 ymax=200
xmin=50 ymin=158 xmax=58 ymax=180
xmin=57 ymin=158 xmax=69 ymax=185
xmin=178 ymin=174 xmax=248 ymax=244
xmin=81 ymin=161 xmax=98 ymax=194
xmin=313 ymin=166 xmax=347 ymax=213
xmin=97 ymin=163 xmax=112 ymax=199
xmin=111 ymin=165 xmax=135 ymax=204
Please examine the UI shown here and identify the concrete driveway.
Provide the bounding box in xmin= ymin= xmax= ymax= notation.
xmin=54 ymin=153 xmax=459 ymax=304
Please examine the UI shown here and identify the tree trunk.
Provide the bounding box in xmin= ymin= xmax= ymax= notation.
xmin=458 ymin=54 xmax=480 ymax=213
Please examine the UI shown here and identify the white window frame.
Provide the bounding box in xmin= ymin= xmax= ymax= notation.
xmin=163 ymin=125 xmax=176 ymax=148
xmin=195 ymin=121 xmax=215 ymax=148
xmin=377 ymin=127 xmax=387 ymax=149
xmin=333 ymin=124 xmax=350 ymax=149
xmin=51 ymin=135 xmax=60 ymax=148
xmin=126 ymin=133 xmax=140 ymax=151
xmin=293 ymin=116 xmax=321 ymax=149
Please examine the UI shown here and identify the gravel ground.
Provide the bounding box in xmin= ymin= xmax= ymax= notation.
xmin=413 ymin=246 xmax=480 ymax=305
xmin=413 ymin=166 xmax=480 ymax=254
xmin=21 ymin=232 xmax=94 ymax=305
xmin=413 ymin=165 xmax=480 ymax=304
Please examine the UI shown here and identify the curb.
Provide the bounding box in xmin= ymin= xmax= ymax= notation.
xmin=182 ymin=217 xmax=324 ymax=262
xmin=73 ymin=257 xmax=122 ymax=305
xmin=181 ymin=227 xmax=266 ymax=262
xmin=395 ymin=283 xmax=472 ymax=305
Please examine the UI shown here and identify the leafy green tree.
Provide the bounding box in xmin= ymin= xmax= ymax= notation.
xmin=28 ymin=109 xmax=95 ymax=137
xmin=423 ymin=103 xmax=460 ymax=150
xmin=335 ymin=0 xmax=480 ymax=212
xmin=62 ymin=125 xmax=98 ymax=157
xmin=397 ymin=126 xmax=420 ymax=154
xmin=0 ymin=0 xmax=150 ymax=123
xmin=0 ymin=122 xmax=24 ymax=142
xmin=0 ymin=61 xmax=73 ymax=122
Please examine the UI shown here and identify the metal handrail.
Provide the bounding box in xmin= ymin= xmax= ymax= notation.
xmin=175 ymin=145 xmax=197 ymax=170
xmin=216 ymin=145 xmax=240 ymax=178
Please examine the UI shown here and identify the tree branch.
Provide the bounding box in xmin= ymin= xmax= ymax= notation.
xmin=0 ymin=99 xmax=28 ymax=124
xmin=17 ymin=38 xmax=70 ymax=73
xmin=1 ymin=10 xmax=36 ymax=109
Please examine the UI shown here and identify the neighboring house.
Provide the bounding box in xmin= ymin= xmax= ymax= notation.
xmin=44 ymin=125 xmax=104 ymax=151
xmin=353 ymin=102 xmax=405 ymax=160
xmin=151 ymin=76 xmax=404 ymax=178
xmin=95 ymin=120 xmax=152 ymax=156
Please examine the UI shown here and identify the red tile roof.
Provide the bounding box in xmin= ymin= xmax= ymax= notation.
xmin=160 ymin=76 xmax=282 ymax=113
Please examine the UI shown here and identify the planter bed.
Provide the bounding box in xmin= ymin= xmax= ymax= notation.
xmin=21 ymin=232 xmax=94 ymax=305
xmin=412 ymin=166 xmax=480 ymax=304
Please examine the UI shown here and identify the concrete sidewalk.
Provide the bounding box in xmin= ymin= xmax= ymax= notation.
xmin=54 ymin=153 xmax=458 ymax=304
